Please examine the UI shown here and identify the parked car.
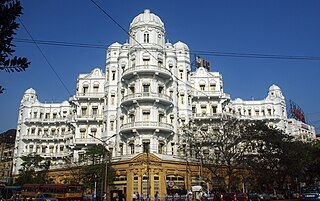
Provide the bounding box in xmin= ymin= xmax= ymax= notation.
xmin=300 ymin=186 xmax=320 ymax=201
xmin=248 ymin=193 xmax=260 ymax=201
xmin=222 ymin=192 xmax=248 ymax=201
xmin=34 ymin=193 xmax=58 ymax=201
xmin=257 ymin=192 xmax=270 ymax=201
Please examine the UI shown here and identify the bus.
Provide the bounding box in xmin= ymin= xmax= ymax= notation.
xmin=21 ymin=184 xmax=83 ymax=201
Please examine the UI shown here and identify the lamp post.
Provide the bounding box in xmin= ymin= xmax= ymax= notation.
xmin=89 ymin=133 xmax=116 ymax=201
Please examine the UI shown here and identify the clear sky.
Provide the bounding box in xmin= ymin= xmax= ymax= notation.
xmin=1 ymin=0 xmax=319 ymax=133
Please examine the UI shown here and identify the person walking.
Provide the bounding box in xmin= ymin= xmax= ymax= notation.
xmin=133 ymin=192 xmax=137 ymax=201
xmin=154 ymin=192 xmax=159 ymax=201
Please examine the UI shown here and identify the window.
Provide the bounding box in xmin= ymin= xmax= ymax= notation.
xmin=110 ymin=121 xmax=114 ymax=131
xmin=179 ymin=70 xmax=183 ymax=79
xmin=248 ymin=109 xmax=252 ymax=116
xmin=158 ymin=85 xmax=164 ymax=94
xmin=45 ymin=113 xmax=50 ymax=119
xmin=158 ymin=142 xmax=165 ymax=154
xmin=129 ymin=86 xmax=135 ymax=94
xmin=268 ymin=108 xmax=272 ymax=116
xmin=158 ymin=60 xmax=163 ymax=67
xmin=131 ymin=58 xmax=135 ymax=67
xmin=144 ymin=33 xmax=149 ymax=43
xmin=143 ymin=84 xmax=150 ymax=94
xmin=158 ymin=113 xmax=164 ymax=122
xmin=81 ymin=107 xmax=87 ymax=116
xmin=33 ymin=112 xmax=37 ymax=118
xmin=91 ymin=129 xmax=97 ymax=138
xmin=212 ymin=106 xmax=217 ymax=114
xmin=143 ymin=142 xmax=150 ymax=153
xmin=143 ymin=58 xmax=150 ymax=66
xmin=119 ymin=143 xmax=123 ymax=156
xmin=143 ymin=111 xmax=150 ymax=121
xmin=31 ymin=128 xmax=35 ymax=134
xmin=180 ymin=94 xmax=184 ymax=104
xmin=92 ymin=107 xmax=98 ymax=116
xmin=192 ymin=106 xmax=196 ymax=113
xmin=42 ymin=146 xmax=47 ymax=153
xmin=210 ymin=84 xmax=216 ymax=91
xmin=61 ymin=128 xmax=65 ymax=134
xmin=130 ymin=143 xmax=135 ymax=154
xmin=201 ymin=106 xmax=206 ymax=114
xmin=60 ymin=146 xmax=64 ymax=152
xmin=93 ymin=85 xmax=99 ymax=93
xmin=111 ymin=95 xmax=115 ymax=105
xmin=53 ymin=113 xmax=57 ymax=119
xmin=129 ymin=114 xmax=135 ymax=123
xmin=49 ymin=146 xmax=54 ymax=153
xmin=29 ymin=145 xmax=33 ymax=153
xmin=255 ymin=110 xmax=259 ymax=116
xmin=200 ymin=85 xmax=205 ymax=91
xmin=112 ymin=71 xmax=116 ymax=81
xmin=120 ymin=116 xmax=124 ymax=125
xmin=83 ymin=86 xmax=88 ymax=95
xmin=171 ymin=143 xmax=174 ymax=155
xmin=80 ymin=129 xmax=86 ymax=138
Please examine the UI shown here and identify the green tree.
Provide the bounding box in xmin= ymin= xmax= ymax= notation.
xmin=81 ymin=144 xmax=114 ymax=197
xmin=185 ymin=117 xmax=255 ymax=192
xmin=15 ymin=153 xmax=51 ymax=185
xmin=0 ymin=0 xmax=30 ymax=93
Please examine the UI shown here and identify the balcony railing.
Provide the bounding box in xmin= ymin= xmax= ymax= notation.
xmin=120 ymin=121 xmax=173 ymax=131
xmin=25 ymin=117 xmax=68 ymax=124
xmin=122 ymin=65 xmax=171 ymax=77
xmin=22 ymin=133 xmax=73 ymax=141
xmin=191 ymin=91 xmax=230 ymax=99
xmin=76 ymin=92 xmax=105 ymax=98
xmin=122 ymin=92 xmax=173 ymax=102
xmin=75 ymin=115 xmax=103 ymax=121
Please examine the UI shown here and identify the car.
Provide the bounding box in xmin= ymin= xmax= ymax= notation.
xmin=300 ymin=186 xmax=320 ymax=201
xmin=34 ymin=193 xmax=58 ymax=201
xmin=248 ymin=193 xmax=260 ymax=201
xmin=222 ymin=192 xmax=248 ymax=201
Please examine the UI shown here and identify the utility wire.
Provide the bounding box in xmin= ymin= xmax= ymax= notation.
xmin=14 ymin=38 xmax=320 ymax=61
xmin=18 ymin=19 xmax=72 ymax=96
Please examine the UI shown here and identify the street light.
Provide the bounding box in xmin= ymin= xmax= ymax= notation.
xmin=89 ymin=133 xmax=116 ymax=201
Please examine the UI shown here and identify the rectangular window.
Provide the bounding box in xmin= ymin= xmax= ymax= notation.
xmin=158 ymin=113 xmax=164 ymax=122
xmin=143 ymin=142 xmax=150 ymax=153
xmin=181 ymin=94 xmax=184 ymax=104
xmin=111 ymin=95 xmax=115 ymax=105
xmin=110 ymin=121 xmax=114 ymax=131
xmin=171 ymin=143 xmax=174 ymax=155
xmin=201 ymin=106 xmax=206 ymax=114
xmin=92 ymin=107 xmax=98 ymax=116
xmin=212 ymin=106 xmax=217 ymax=114
xmin=81 ymin=107 xmax=87 ymax=116
xmin=91 ymin=130 xmax=97 ymax=138
xmin=158 ymin=85 xmax=164 ymax=94
xmin=80 ymin=130 xmax=86 ymax=138
xmin=93 ymin=86 xmax=99 ymax=93
xmin=192 ymin=106 xmax=196 ymax=113
xmin=143 ymin=84 xmax=150 ymax=94
xmin=45 ymin=113 xmax=50 ymax=119
xmin=83 ymin=86 xmax=88 ymax=95
xmin=179 ymin=70 xmax=183 ymax=79
xmin=143 ymin=111 xmax=150 ymax=121
xmin=210 ymin=84 xmax=216 ymax=91
xmin=255 ymin=110 xmax=259 ymax=116
xmin=112 ymin=71 xmax=116 ymax=81
xmin=200 ymin=85 xmax=205 ymax=91
xmin=143 ymin=58 xmax=150 ymax=66
xmin=158 ymin=60 xmax=163 ymax=68
xmin=131 ymin=58 xmax=135 ymax=67
xmin=158 ymin=142 xmax=164 ymax=154
xmin=130 ymin=143 xmax=135 ymax=154
xmin=130 ymin=86 xmax=135 ymax=94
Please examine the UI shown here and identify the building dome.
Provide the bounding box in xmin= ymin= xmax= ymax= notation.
xmin=130 ymin=9 xmax=164 ymax=29
xmin=25 ymin=88 xmax=36 ymax=94
xmin=109 ymin=42 xmax=122 ymax=49
xmin=269 ymin=84 xmax=281 ymax=91
xmin=174 ymin=41 xmax=189 ymax=51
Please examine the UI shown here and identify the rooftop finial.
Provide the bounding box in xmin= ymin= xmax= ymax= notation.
xmin=144 ymin=9 xmax=150 ymax=14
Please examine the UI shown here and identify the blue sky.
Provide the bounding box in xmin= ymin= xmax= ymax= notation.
xmin=1 ymin=0 xmax=319 ymax=132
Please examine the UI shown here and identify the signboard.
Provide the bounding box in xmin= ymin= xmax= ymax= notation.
xmin=288 ymin=100 xmax=306 ymax=123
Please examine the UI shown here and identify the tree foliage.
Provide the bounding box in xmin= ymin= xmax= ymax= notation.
xmin=15 ymin=153 xmax=51 ymax=185
xmin=0 ymin=0 xmax=30 ymax=93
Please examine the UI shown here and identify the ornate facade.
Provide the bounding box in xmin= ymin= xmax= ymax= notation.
xmin=13 ymin=9 xmax=315 ymax=201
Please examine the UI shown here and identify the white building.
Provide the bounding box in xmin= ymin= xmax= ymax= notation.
xmin=13 ymin=9 xmax=316 ymax=176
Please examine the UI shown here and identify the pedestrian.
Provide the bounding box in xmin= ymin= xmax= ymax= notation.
xmin=186 ymin=191 xmax=193 ymax=201
xmin=103 ymin=192 xmax=107 ymax=201
xmin=154 ymin=191 xmax=159 ymax=201
xmin=133 ymin=192 xmax=137 ymax=201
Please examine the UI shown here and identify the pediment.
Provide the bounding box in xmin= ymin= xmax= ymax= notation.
xmin=130 ymin=153 xmax=162 ymax=163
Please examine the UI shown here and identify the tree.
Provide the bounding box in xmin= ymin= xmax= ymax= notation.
xmin=15 ymin=153 xmax=51 ymax=185
xmin=0 ymin=0 xmax=30 ymax=93
xmin=185 ymin=116 xmax=255 ymax=192
xmin=81 ymin=144 xmax=114 ymax=198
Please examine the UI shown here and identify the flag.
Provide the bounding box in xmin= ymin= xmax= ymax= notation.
xmin=195 ymin=55 xmax=210 ymax=71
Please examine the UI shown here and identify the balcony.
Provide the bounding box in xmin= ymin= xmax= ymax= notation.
xmin=75 ymin=115 xmax=103 ymax=122
xmin=76 ymin=92 xmax=105 ymax=100
xmin=73 ymin=137 xmax=104 ymax=145
xmin=121 ymin=92 xmax=173 ymax=106
xmin=192 ymin=113 xmax=230 ymax=120
xmin=120 ymin=121 xmax=174 ymax=134
xmin=24 ymin=117 xmax=68 ymax=124
xmin=22 ymin=133 xmax=73 ymax=141
xmin=122 ymin=65 xmax=172 ymax=80
xmin=191 ymin=91 xmax=230 ymax=99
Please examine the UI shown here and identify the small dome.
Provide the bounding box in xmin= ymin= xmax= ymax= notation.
xmin=25 ymin=88 xmax=36 ymax=94
xmin=109 ymin=42 xmax=122 ymax=49
xmin=234 ymin=98 xmax=243 ymax=102
xmin=174 ymin=41 xmax=189 ymax=50
xmin=269 ymin=84 xmax=281 ymax=91
xmin=62 ymin=100 xmax=70 ymax=106
xmin=130 ymin=9 xmax=164 ymax=29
